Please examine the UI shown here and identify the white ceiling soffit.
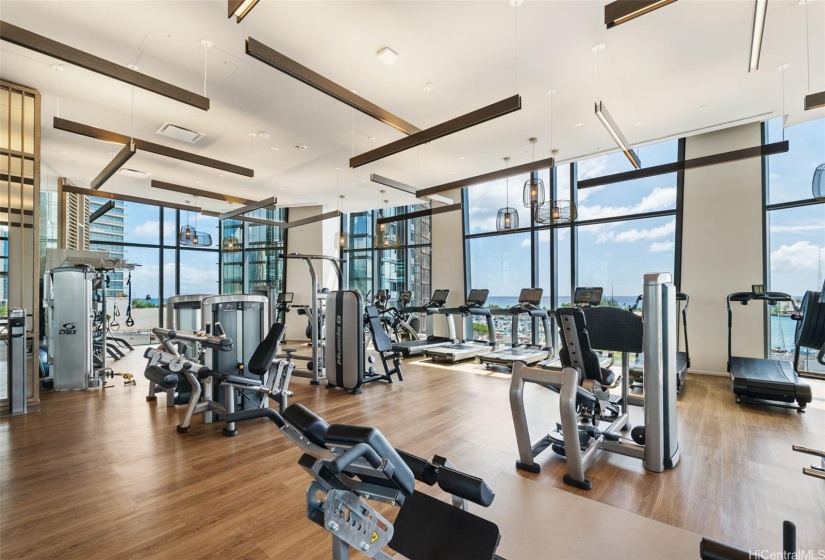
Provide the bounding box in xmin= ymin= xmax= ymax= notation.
xmin=1 ymin=0 xmax=823 ymax=213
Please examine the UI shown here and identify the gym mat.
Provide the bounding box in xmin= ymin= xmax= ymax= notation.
xmin=475 ymin=472 xmax=701 ymax=559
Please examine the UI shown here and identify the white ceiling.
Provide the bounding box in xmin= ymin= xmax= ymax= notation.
xmin=1 ymin=0 xmax=823 ymax=213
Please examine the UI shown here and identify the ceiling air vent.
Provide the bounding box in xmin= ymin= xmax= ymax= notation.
xmin=156 ymin=122 xmax=205 ymax=144
xmin=118 ymin=168 xmax=151 ymax=179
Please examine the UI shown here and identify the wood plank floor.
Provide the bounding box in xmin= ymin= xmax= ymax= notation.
xmin=2 ymin=350 xmax=824 ymax=559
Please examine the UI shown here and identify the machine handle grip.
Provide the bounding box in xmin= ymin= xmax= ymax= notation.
xmin=326 ymin=443 xmax=386 ymax=475
xmin=699 ymin=538 xmax=749 ymax=560
xmin=225 ymin=407 xmax=285 ymax=428
xmin=396 ymin=449 xmax=438 ymax=486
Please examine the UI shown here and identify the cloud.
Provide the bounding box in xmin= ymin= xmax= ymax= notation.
xmin=648 ymin=241 xmax=675 ymax=253
xmin=770 ymin=241 xmax=825 ymax=271
xmin=578 ymin=186 xmax=676 ymax=221
xmin=131 ymin=220 xmax=175 ymax=241
xmin=597 ymin=218 xmax=675 ymax=244
xmin=771 ymin=224 xmax=824 ymax=234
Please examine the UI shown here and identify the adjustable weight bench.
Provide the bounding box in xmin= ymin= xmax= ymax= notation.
xmin=227 ymin=404 xmax=502 ymax=559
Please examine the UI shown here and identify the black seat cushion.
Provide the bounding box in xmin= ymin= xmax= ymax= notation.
xmin=581 ymin=307 xmax=643 ymax=354
xmin=247 ymin=323 xmax=286 ymax=376
xmin=365 ymin=305 xmax=393 ymax=353
xmin=325 ymin=424 xmax=415 ymax=496
xmin=282 ymin=403 xmax=329 ymax=447
xmin=390 ymin=491 xmax=500 ymax=560
xmin=557 ymin=308 xmax=613 ymax=386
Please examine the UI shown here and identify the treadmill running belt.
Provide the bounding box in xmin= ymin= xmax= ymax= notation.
xmin=730 ymin=357 xmax=812 ymax=406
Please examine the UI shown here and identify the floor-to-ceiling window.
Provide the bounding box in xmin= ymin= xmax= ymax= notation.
xmin=90 ymin=196 xmax=220 ymax=330
xmin=764 ymin=117 xmax=825 ymax=374
xmin=219 ymin=208 xmax=287 ymax=295
xmin=340 ymin=204 xmax=432 ymax=308
xmin=463 ymin=139 xmax=682 ymax=353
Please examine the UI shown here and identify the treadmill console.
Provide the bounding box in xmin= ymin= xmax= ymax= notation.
xmin=467 ymin=289 xmax=490 ymax=306
xmin=574 ymin=287 xmax=603 ymax=306
xmin=399 ymin=290 xmax=412 ymax=306
xmin=752 ymin=284 xmax=765 ymax=295
xmin=430 ymin=289 xmax=450 ymax=306
xmin=518 ymin=288 xmax=543 ymax=306
xmin=277 ymin=292 xmax=294 ymax=304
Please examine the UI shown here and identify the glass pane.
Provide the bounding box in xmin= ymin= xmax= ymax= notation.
xmin=407 ymin=247 xmax=431 ymax=307
xmin=467 ymin=232 xmax=532 ymax=343
xmin=378 ymin=249 xmax=405 ymax=301
xmin=767 ymin=204 xmax=825 ymax=372
xmin=90 ymin=245 xmax=161 ymax=332
xmin=577 ymin=173 xmax=677 ymax=221
xmin=161 ymin=249 xmax=176 ymax=325
xmin=346 ymin=250 xmax=372 ymax=298
xmin=180 ymin=249 xmax=219 ymax=295
xmin=162 ymin=208 xmax=177 ymax=247
xmin=766 ymin=117 xmax=825 ymax=204
xmin=347 ymin=211 xmax=373 ymax=249
xmin=577 ymin=139 xmax=678 ymax=181
xmin=407 ymin=204 xmax=432 ymax=246
xmin=576 ymin=215 xmax=676 ymax=307
xmin=91 ymin=199 xmax=161 ymax=246
xmin=466 ymin=172 xmax=530 ymax=235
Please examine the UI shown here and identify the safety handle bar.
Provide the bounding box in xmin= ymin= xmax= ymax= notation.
xmin=433 ymin=464 xmax=495 ymax=507
xmin=225 ymin=407 xmax=285 ymax=428
xmin=326 ymin=443 xmax=389 ymax=476
xmin=396 ymin=450 xmax=439 ymax=486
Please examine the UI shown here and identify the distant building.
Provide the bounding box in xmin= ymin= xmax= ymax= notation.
xmin=89 ymin=197 xmax=125 ymax=297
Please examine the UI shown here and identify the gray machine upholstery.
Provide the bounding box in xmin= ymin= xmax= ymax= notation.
xmin=325 ymin=290 xmax=366 ymax=393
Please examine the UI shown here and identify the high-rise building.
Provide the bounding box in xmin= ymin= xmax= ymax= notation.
xmin=0 ymin=226 xmax=8 ymax=305
xmin=89 ymin=197 xmax=125 ymax=297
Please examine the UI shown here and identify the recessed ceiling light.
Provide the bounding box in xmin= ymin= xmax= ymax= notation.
xmin=248 ymin=132 xmax=258 ymax=137
xmin=258 ymin=131 xmax=270 ymax=138
xmin=50 ymin=64 xmax=66 ymax=72
xmin=156 ymin=122 xmax=205 ymax=144
xmin=574 ymin=122 xmax=584 ymax=128
xmin=447 ymin=171 xmax=454 ymax=175
xmin=592 ymin=43 xmax=606 ymax=53
xmin=509 ymin=0 xmax=524 ymax=6
xmin=118 ymin=168 xmax=151 ymax=179
xmin=278 ymin=187 xmax=285 ymax=191
xmin=377 ymin=47 xmax=400 ymax=65
xmin=126 ymin=64 xmax=139 ymax=71
xmin=58 ymin=151 xmax=66 ymax=155
xmin=271 ymin=147 xmax=279 ymax=151
xmin=201 ymin=39 xmax=213 ymax=48
xmin=295 ymin=144 xmax=308 ymax=150
xmin=777 ymin=63 xmax=790 ymax=71
xmin=634 ymin=122 xmax=642 ymax=127
xmin=422 ymin=82 xmax=433 ymax=93
xmin=798 ymin=0 xmax=810 ymax=6
xmin=546 ymin=89 xmax=556 ymax=95
xmin=108 ymin=151 xmax=116 ymax=155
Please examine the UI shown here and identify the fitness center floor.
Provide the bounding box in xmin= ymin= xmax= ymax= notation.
xmin=2 ymin=349 xmax=824 ymax=559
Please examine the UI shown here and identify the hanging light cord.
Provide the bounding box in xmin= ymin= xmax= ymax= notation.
xmin=805 ymin=2 xmax=811 ymax=94
xmin=781 ymin=67 xmax=786 ymax=142
xmin=203 ymin=44 xmax=209 ymax=97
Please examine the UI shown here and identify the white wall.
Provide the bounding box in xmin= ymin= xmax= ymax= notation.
xmin=283 ymin=205 xmax=337 ymax=341
xmin=431 ymin=190 xmax=466 ymax=339
xmin=681 ymin=122 xmax=765 ymax=374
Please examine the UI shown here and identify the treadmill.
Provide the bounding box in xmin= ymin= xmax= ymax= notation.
xmin=727 ymin=284 xmax=812 ymax=410
xmin=629 ymin=292 xmax=691 ymax=392
xmin=391 ymin=289 xmax=457 ymax=357
xmin=539 ymin=287 xmax=613 ymax=371
xmin=424 ymin=289 xmax=497 ymax=363
xmin=478 ymin=288 xmax=553 ymax=369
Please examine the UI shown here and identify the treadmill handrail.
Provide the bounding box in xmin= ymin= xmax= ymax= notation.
xmin=726 ymin=290 xmax=798 ymax=371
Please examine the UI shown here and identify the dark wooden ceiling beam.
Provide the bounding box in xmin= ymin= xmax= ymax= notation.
xmin=804 ymin=91 xmax=825 ymax=111
xmin=604 ymin=0 xmax=677 ymax=29
xmin=0 ymin=20 xmax=209 ymax=111
xmin=376 ymin=203 xmax=462 ymax=225
xmin=578 ymin=140 xmax=789 ymax=189
xmin=53 ymin=117 xmax=254 ymax=177
xmin=370 ymin=174 xmax=453 ymax=204
xmin=281 ymin=210 xmax=340 ymax=229
xmin=151 ymin=180 xmax=254 ymax=205
xmin=246 ymin=37 xmax=420 ymax=136
xmin=351 ymin=95 xmax=522 ymax=168
xmin=91 ymin=141 xmax=135 ymax=190
xmin=62 ymin=184 xmax=203 ymax=212
xmin=416 ymin=156 xmax=554 ymax=198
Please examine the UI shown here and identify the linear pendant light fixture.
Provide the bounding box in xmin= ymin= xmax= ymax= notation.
xmin=802 ymin=0 xmax=825 ymax=110
xmin=416 ymin=156 xmax=555 ymax=198
xmin=350 ymin=95 xmax=522 ymax=168
xmin=0 ymin=21 xmax=209 ymax=110
xmin=370 ymin=174 xmax=453 ymax=205
xmin=54 ymin=117 xmax=254 ymax=177
xmin=91 ymin=141 xmax=135 ymax=190
xmin=749 ymin=0 xmax=769 ymax=72
xmin=604 ymin=0 xmax=677 ymax=29
xmin=62 ymin=184 xmax=202 ymax=213
xmin=281 ymin=210 xmax=341 ymax=230
xmin=228 ymin=0 xmax=260 ymax=23
xmin=246 ymin=37 xmax=420 ymax=136
xmin=595 ymin=101 xmax=641 ymax=169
